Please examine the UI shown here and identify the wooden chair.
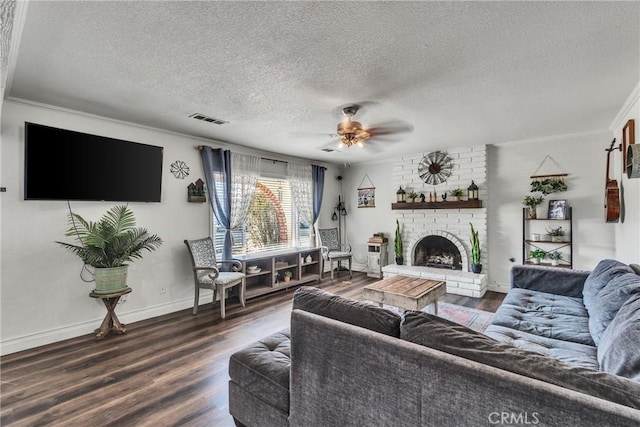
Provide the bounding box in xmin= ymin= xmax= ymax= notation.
xmin=318 ymin=228 xmax=353 ymax=280
xmin=184 ymin=237 xmax=246 ymax=319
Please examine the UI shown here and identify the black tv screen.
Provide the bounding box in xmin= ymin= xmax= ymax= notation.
xmin=24 ymin=122 xmax=163 ymax=202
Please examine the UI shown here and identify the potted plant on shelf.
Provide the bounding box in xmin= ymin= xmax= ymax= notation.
xmin=450 ymin=188 xmax=464 ymax=201
xmin=523 ymin=195 xmax=545 ymax=219
xmin=407 ymin=191 xmax=418 ymax=203
xmin=548 ymin=251 xmax=562 ymax=266
xmin=56 ymin=205 xmax=163 ymax=294
xmin=529 ymin=249 xmax=546 ymax=265
xmin=395 ymin=219 xmax=404 ymax=265
xmin=283 ymin=270 xmax=293 ymax=282
xmin=469 ymin=222 xmax=482 ymax=273
xmin=546 ymin=226 xmax=565 ymax=242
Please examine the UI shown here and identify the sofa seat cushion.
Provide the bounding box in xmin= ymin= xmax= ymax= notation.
xmin=490 ymin=288 xmax=594 ymax=346
xmin=484 ymin=324 xmax=598 ymax=370
xmin=292 ymin=286 xmax=402 ymax=337
xmin=598 ymin=293 xmax=640 ymax=381
xmin=588 ymin=272 xmax=640 ymax=345
xmin=402 ymin=312 xmax=640 ymax=410
xmin=228 ymin=330 xmax=291 ymax=414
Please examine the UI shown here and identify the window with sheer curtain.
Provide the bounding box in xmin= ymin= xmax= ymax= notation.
xmin=213 ymin=177 xmax=311 ymax=256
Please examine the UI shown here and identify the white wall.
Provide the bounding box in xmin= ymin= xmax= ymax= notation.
xmin=611 ymin=83 xmax=640 ymax=263
xmin=0 ymin=100 xmax=337 ymax=355
xmin=488 ymin=131 xmax=618 ymax=289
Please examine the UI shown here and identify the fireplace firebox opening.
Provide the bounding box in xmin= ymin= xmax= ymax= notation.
xmin=412 ymin=235 xmax=463 ymax=270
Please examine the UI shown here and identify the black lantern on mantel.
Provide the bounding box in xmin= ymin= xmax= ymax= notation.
xmin=467 ymin=181 xmax=479 ymax=201
xmin=396 ymin=186 xmax=406 ymax=203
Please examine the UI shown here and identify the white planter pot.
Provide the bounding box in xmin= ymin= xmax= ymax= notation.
xmin=531 ymin=258 xmax=541 ymax=265
xmin=551 ymin=260 xmax=559 ymax=266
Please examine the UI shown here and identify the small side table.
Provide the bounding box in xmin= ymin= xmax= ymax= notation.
xmin=89 ymin=287 xmax=132 ymax=340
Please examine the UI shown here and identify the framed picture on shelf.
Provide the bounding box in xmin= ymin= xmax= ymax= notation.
xmin=548 ymin=199 xmax=567 ymax=219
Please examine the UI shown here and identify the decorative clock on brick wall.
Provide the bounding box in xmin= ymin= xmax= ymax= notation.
xmin=418 ymin=151 xmax=453 ymax=185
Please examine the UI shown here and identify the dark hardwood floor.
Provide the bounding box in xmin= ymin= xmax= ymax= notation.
xmin=1 ymin=273 xmax=505 ymax=426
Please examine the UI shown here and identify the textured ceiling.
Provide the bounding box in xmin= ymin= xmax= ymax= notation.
xmin=6 ymin=1 xmax=640 ymax=164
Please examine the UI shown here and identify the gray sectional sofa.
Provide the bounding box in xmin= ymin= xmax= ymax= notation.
xmin=229 ymin=260 xmax=640 ymax=426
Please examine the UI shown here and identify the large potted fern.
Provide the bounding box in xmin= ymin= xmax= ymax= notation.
xmin=56 ymin=205 xmax=163 ymax=294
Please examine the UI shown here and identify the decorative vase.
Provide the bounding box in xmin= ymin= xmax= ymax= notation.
xmin=471 ymin=263 xmax=482 ymax=274
xmin=395 ymin=256 xmax=404 ymax=266
xmin=527 ymin=207 xmax=537 ymax=219
xmin=93 ymin=265 xmax=128 ymax=294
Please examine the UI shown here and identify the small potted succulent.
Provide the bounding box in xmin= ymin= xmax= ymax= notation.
xmin=407 ymin=191 xmax=418 ymax=203
xmin=450 ymin=188 xmax=464 ymax=201
xmin=283 ymin=270 xmax=293 ymax=282
xmin=546 ymin=226 xmax=565 ymax=242
xmin=529 ymin=249 xmax=546 ymax=264
xmin=548 ymin=251 xmax=562 ymax=266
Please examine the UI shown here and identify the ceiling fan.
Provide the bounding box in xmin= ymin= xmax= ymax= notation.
xmin=326 ymin=104 xmax=413 ymax=151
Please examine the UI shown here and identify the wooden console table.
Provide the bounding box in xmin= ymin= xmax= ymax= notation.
xmin=89 ymin=287 xmax=132 ymax=340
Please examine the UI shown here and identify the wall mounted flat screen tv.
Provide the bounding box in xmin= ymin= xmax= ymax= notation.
xmin=24 ymin=122 xmax=163 ymax=202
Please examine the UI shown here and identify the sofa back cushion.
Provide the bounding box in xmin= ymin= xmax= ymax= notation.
xmin=583 ymin=259 xmax=634 ymax=313
xmin=588 ymin=272 xmax=640 ymax=345
xmin=292 ymin=286 xmax=401 ymax=337
xmin=401 ymin=311 xmax=640 ymax=410
xmin=598 ymin=292 xmax=640 ymax=381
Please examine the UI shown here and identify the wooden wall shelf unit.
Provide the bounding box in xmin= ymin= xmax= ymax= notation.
xmin=522 ymin=207 xmax=573 ymax=268
xmin=234 ymin=248 xmax=322 ymax=299
xmin=391 ymin=200 xmax=482 ymax=210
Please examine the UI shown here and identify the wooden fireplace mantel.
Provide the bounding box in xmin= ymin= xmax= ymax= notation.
xmin=391 ymin=200 xmax=482 ymax=210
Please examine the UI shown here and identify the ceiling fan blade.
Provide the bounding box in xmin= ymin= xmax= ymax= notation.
xmin=366 ymin=121 xmax=414 ymax=136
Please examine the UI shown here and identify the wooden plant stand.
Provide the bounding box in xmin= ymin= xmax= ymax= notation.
xmin=89 ymin=287 xmax=132 ymax=340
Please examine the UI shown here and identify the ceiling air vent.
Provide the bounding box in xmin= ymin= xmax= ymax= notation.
xmin=321 ymin=148 xmax=336 ymax=152
xmin=189 ymin=113 xmax=228 ymax=125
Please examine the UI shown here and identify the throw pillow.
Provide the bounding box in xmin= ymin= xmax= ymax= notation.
xmin=588 ymin=272 xmax=640 ymax=345
xmin=292 ymin=286 xmax=401 ymax=337
xmin=401 ymin=311 xmax=640 ymax=410
xmin=583 ymin=259 xmax=633 ymax=313
xmin=598 ymin=292 xmax=640 ymax=382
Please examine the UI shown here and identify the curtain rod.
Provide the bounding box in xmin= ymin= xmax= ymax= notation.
xmin=196 ymin=145 xmax=326 ymax=169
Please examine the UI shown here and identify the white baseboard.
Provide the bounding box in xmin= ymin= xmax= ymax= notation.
xmin=0 ymin=294 xmax=212 ymax=356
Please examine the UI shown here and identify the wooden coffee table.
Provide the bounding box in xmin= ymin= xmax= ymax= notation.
xmin=363 ymin=276 xmax=446 ymax=314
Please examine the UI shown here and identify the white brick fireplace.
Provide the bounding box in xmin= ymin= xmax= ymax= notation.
xmin=382 ymin=145 xmax=488 ymax=298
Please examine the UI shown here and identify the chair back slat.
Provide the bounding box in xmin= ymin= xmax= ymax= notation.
xmin=184 ymin=237 xmax=217 ymax=268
